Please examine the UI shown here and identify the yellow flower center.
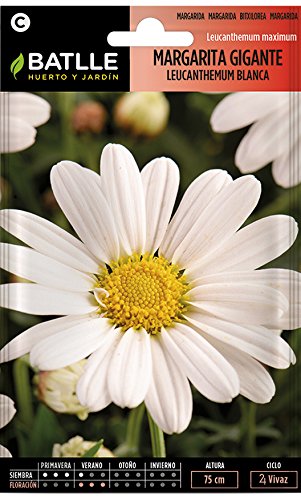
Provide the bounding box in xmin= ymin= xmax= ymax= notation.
xmin=97 ymin=254 xmax=189 ymax=334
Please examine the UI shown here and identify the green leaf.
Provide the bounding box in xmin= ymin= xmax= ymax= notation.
xmin=10 ymin=53 xmax=24 ymax=80
xmin=13 ymin=358 xmax=34 ymax=431
xmin=28 ymin=405 xmax=67 ymax=457
xmin=82 ymin=439 xmax=104 ymax=457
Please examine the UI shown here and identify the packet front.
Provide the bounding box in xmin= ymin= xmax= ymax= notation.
xmin=0 ymin=3 xmax=300 ymax=495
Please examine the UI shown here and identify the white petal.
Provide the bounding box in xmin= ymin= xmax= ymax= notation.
xmin=145 ymin=335 xmax=192 ymax=434
xmin=94 ymin=288 xmax=109 ymax=307
xmin=1 ymin=116 xmax=36 ymax=153
xmin=0 ymin=444 xmax=12 ymax=457
xmin=100 ymin=144 xmax=146 ymax=256
xmin=210 ymin=92 xmax=289 ymax=132
xmin=8 ymin=92 xmax=51 ymax=127
xmin=160 ymin=169 xmax=232 ymax=261
xmin=0 ymin=209 xmax=99 ymax=273
xmin=167 ymin=176 xmax=261 ymax=269
xmin=188 ymin=215 xmax=298 ymax=277
xmin=160 ymin=324 xmax=239 ymax=403
xmin=191 ymin=268 xmax=301 ymax=331
xmin=30 ymin=317 xmax=111 ymax=370
xmin=272 ymin=139 xmax=301 ymax=188
xmin=204 ymin=336 xmax=275 ymax=404
xmin=270 ymin=311 xmax=301 ymax=331
xmin=192 ymin=268 xmax=299 ymax=290
xmin=186 ymin=312 xmax=296 ymax=369
xmin=259 ymin=269 xmax=301 ymax=330
xmin=0 ymin=243 xmax=95 ymax=291
xmin=0 ymin=395 xmax=16 ymax=429
xmin=107 ymin=328 xmax=152 ymax=408
xmin=0 ymin=315 xmax=91 ymax=363
xmin=51 ymin=161 xmax=120 ymax=262
xmin=189 ymin=283 xmax=288 ymax=325
xmin=141 ymin=157 xmax=179 ymax=254
xmin=77 ymin=330 xmax=122 ymax=411
xmin=235 ymin=101 xmax=301 ymax=172
xmin=0 ymin=283 xmax=97 ymax=316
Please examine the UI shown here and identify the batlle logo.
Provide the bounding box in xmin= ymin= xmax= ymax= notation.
xmin=10 ymin=53 xmax=24 ymax=79
xmin=9 ymin=51 xmax=118 ymax=79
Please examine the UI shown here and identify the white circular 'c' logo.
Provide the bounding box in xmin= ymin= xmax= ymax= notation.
xmin=11 ymin=13 xmax=31 ymax=32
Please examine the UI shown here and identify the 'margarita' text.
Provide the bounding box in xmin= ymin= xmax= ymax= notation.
xmin=154 ymin=49 xmax=283 ymax=66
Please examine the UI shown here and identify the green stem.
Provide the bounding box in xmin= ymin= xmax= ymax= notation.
xmin=247 ymin=403 xmax=257 ymax=457
xmin=13 ymin=358 xmax=34 ymax=430
xmin=82 ymin=135 xmax=99 ymax=171
xmin=125 ymin=403 xmax=145 ymax=456
xmin=114 ymin=403 xmax=145 ymax=457
xmin=240 ymin=400 xmax=257 ymax=457
xmin=57 ymin=92 xmax=75 ymax=159
xmin=147 ymin=411 xmax=166 ymax=458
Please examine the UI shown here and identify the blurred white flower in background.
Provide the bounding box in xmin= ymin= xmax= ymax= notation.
xmin=0 ymin=394 xmax=16 ymax=457
xmin=52 ymin=436 xmax=114 ymax=458
xmin=114 ymin=92 xmax=169 ymax=137
xmin=210 ymin=92 xmax=301 ymax=188
xmin=34 ymin=360 xmax=89 ymax=421
xmin=0 ymin=92 xmax=51 ymax=153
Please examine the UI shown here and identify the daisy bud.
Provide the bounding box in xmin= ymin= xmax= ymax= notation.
xmin=34 ymin=360 xmax=89 ymax=421
xmin=114 ymin=92 xmax=169 ymax=137
xmin=71 ymin=101 xmax=107 ymax=134
xmin=52 ymin=436 xmax=114 ymax=458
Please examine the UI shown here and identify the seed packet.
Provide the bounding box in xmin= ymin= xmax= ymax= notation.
xmin=0 ymin=2 xmax=300 ymax=495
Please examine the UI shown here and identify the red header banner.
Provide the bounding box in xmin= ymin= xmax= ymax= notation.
xmin=130 ymin=6 xmax=300 ymax=91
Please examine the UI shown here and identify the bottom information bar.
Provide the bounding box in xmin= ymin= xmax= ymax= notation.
xmin=0 ymin=457 xmax=300 ymax=493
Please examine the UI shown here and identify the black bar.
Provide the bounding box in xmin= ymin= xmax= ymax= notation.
xmin=0 ymin=457 xmax=300 ymax=493
xmin=1 ymin=6 xmax=130 ymax=91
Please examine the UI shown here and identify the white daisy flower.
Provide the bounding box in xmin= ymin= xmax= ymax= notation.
xmin=0 ymin=394 xmax=16 ymax=457
xmin=0 ymin=144 xmax=299 ymax=434
xmin=0 ymin=92 xmax=51 ymax=153
xmin=210 ymin=92 xmax=301 ymax=188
